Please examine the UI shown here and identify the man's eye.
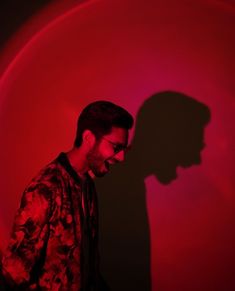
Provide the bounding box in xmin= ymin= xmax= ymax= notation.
xmin=113 ymin=145 xmax=121 ymax=153
xmin=113 ymin=145 xmax=126 ymax=153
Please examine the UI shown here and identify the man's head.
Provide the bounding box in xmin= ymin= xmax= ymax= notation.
xmin=74 ymin=101 xmax=134 ymax=177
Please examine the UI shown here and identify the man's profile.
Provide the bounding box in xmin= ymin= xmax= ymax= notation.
xmin=0 ymin=100 xmax=134 ymax=290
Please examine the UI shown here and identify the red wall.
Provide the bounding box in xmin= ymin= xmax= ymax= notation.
xmin=0 ymin=1 xmax=234 ymax=290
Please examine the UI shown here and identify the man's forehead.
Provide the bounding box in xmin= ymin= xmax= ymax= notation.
xmin=107 ymin=127 xmax=129 ymax=143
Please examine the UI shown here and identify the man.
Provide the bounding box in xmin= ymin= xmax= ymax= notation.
xmin=0 ymin=100 xmax=134 ymax=290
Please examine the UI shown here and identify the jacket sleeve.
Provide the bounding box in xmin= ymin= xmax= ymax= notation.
xmin=1 ymin=182 xmax=52 ymax=288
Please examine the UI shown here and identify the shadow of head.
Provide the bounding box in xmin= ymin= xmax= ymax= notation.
xmin=131 ymin=91 xmax=211 ymax=184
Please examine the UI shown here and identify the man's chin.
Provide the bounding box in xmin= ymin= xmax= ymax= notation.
xmin=90 ymin=162 xmax=110 ymax=178
xmin=94 ymin=171 xmax=107 ymax=178
xmin=91 ymin=168 xmax=108 ymax=178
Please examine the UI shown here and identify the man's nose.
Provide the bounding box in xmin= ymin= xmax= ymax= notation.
xmin=114 ymin=150 xmax=125 ymax=162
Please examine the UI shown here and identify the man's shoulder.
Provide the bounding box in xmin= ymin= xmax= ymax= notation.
xmin=25 ymin=153 xmax=68 ymax=193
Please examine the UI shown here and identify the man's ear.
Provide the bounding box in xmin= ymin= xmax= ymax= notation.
xmin=82 ymin=129 xmax=96 ymax=147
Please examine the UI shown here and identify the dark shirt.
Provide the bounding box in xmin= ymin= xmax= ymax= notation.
xmin=1 ymin=153 xmax=99 ymax=291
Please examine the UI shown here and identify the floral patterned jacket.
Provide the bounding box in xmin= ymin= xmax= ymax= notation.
xmin=1 ymin=153 xmax=100 ymax=291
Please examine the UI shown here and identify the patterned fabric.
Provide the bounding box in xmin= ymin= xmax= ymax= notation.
xmin=1 ymin=153 xmax=99 ymax=291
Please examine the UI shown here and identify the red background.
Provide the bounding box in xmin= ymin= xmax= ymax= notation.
xmin=0 ymin=0 xmax=235 ymax=290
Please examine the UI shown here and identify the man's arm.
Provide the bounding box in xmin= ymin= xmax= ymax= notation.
xmin=1 ymin=182 xmax=52 ymax=288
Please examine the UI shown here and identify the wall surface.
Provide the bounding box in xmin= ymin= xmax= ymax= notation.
xmin=0 ymin=1 xmax=235 ymax=290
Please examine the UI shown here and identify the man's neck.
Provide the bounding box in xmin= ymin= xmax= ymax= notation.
xmin=66 ymin=147 xmax=89 ymax=178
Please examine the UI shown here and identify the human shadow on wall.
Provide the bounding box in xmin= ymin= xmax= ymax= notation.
xmin=95 ymin=91 xmax=211 ymax=291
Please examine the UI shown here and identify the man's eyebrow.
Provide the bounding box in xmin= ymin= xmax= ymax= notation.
xmin=109 ymin=139 xmax=125 ymax=146
xmin=118 ymin=142 xmax=129 ymax=149
xmin=106 ymin=138 xmax=128 ymax=148
xmin=117 ymin=142 xmax=127 ymax=146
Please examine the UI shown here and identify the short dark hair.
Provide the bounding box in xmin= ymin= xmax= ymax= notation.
xmin=74 ymin=100 xmax=134 ymax=147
